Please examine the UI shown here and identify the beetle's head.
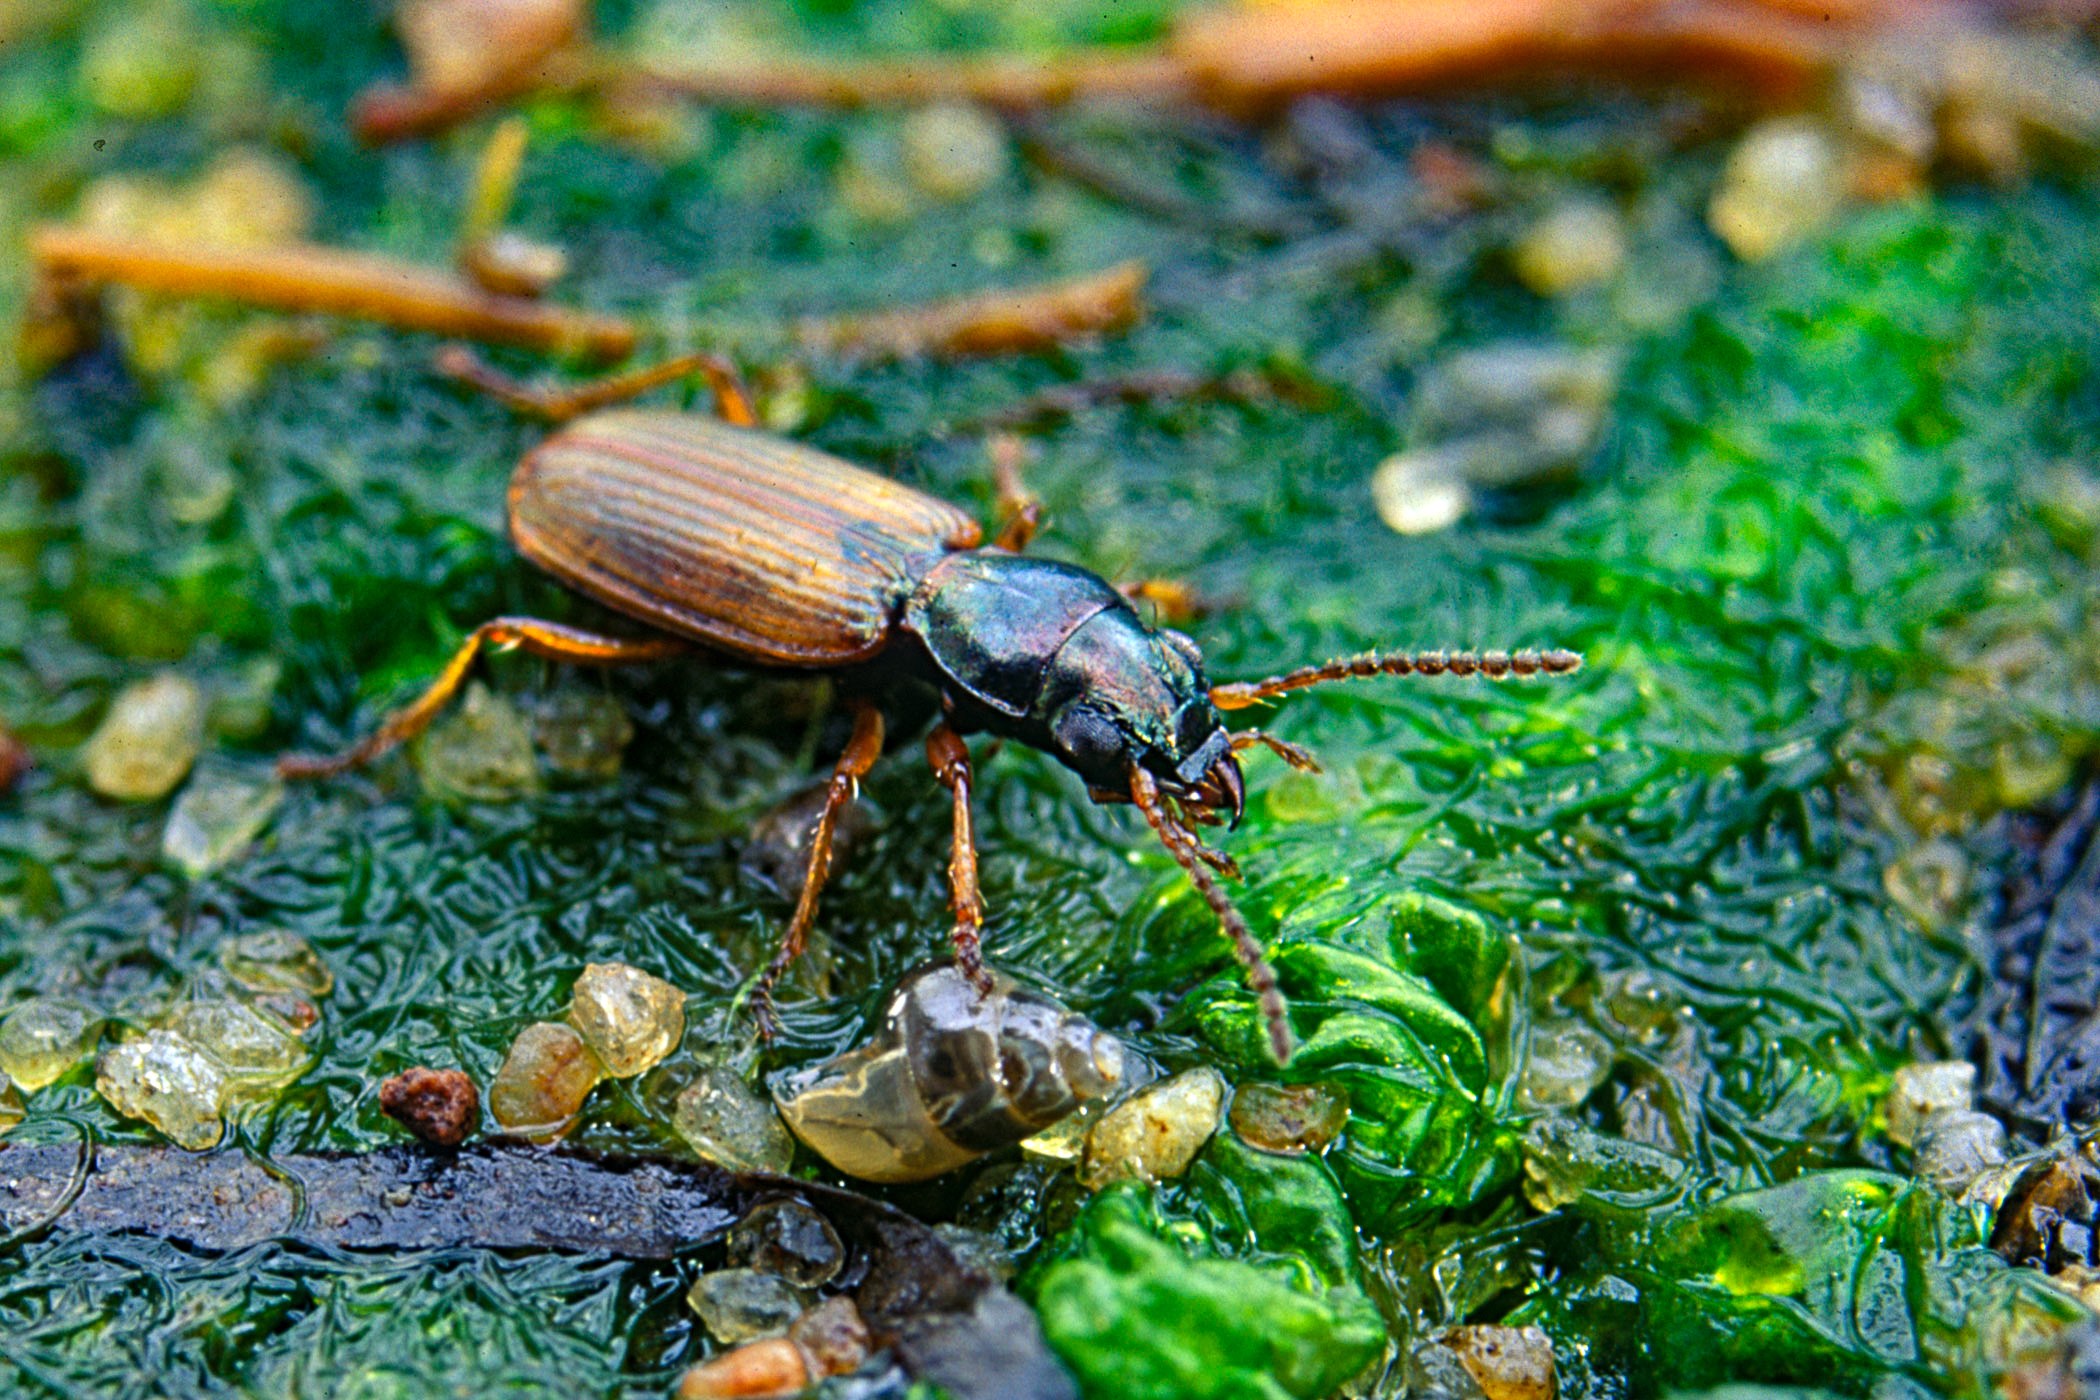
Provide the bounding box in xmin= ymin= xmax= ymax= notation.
xmin=1044 ymin=609 xmax=1243 ymax=826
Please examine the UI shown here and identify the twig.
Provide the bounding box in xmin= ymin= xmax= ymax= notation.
xmin=29 ymin=226 xmax=636 ymax=360
xmin=799 ymin=260 xmax=1147 ymax=360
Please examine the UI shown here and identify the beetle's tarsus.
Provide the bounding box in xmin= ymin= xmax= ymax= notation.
xmin=1132 ymin=765 xmax=1292 ymax=1065
xmin=277 ymin=616 xmax=683 ymax=779
xmin=1211 ymin=646 xmax=1583 ymax=710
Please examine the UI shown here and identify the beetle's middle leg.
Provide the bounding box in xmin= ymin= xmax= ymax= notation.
xmin=926 ymin=723 xmax=993 ymax=989
xmin=755 ymin=699 xmax=886 ymax=1037
xmin=434 ymin=345 xmax=760 ymax=426
xmin=277 ymin=617 xmax=684 ymax=779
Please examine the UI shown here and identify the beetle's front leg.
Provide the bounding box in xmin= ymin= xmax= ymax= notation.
xmin=277 ymin=617 xmax=685 ymax=779
xmin=755 ymin=699 xmax=886 ymax=1037
xmin=926 ymin=723 xmax=992 ymax=990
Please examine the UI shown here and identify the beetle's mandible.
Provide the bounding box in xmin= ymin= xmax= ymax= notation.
xmin=279 ymin=360 xmax=1581 ymax=1063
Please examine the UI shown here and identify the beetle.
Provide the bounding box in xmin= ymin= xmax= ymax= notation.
xmin=279 ymin=356 xmax=1580 ymax=1063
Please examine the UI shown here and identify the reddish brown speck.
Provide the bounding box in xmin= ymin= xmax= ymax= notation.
xmin=379 ymin=1067 xmax=479 ymax=1148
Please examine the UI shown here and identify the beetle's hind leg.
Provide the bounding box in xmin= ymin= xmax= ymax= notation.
xmin=434 ymin=345 xmax=760 ymax=426
xmin=987 ymin=433 xmax=1044 ymax=552
xmin=277 ymin=617 xmax=684 ymax=779
xmin=754 ymin=700 xmax=886 ymax=1038
xmin=926 ymin=723 xmax=993 ymax=990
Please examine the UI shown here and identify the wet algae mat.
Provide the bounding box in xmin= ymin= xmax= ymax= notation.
xmin=6 ymin=3 xmax=2100 ymax=1397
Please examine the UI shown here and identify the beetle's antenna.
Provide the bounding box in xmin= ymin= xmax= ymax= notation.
xmin=1131 ymin=765 xmax=1292 ymax=1065
xmin=1211 ymin=648 xmax=1581 ymax=710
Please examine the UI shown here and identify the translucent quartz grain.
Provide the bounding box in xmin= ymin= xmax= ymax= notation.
xmin=219 ymin=929 xmax=335 ymax=998
xmin=96 ymin=1030 xmax=226 ymax=1150
xmin=1886 ymin=1061 xmax=1977 ymax=1149
xmin=84 ymin=673 xmax=206 ymax=802
xmin=1081 ymin=1067 xmax=1224 ymax=1189
xmin=162 ymin=768 xmax=283 ymax=877
xmin=566 ymin=962 xmax=686 ymax=1079
xmin=1227 ymin=1081 xmax=1349 ymax=1155
xmin=164 ymin=999 xmax=309 ymax=1100
xmin=532 ymin=690 xmax=634 ymax=778
xmin=726 ymin=1199 xmax=845 ymax=1289
xmin=488 ymin=1021 xmax=603 ymax=1143
xmin=686 ymin=1268 xmax=807 ymax=1345
xmin=673 ymin=1065 xmax=796 ymax=1173
xmin=413 ymin=682 xmax=540 ymax=802
xmin=0 ymin=997 xmax=103 ymax=1091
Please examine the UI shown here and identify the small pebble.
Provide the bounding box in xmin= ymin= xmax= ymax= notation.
xmin=0 ymin=997 xmax=103 ymax=1091
xmin=1512 ymin=198 xmax=1626 ymax=297
xmin=96 ymin=1030 xmax=227 ymax=1151
xmin=566 ymin=962 xmax=686 ymax=1079
xmin=1708 ymin=117 xmax=1845 ymax=262
xmin=164 ymin=999 xmax=309 ymax=1101
xmin=532 ymin=690 xmax=633 ymax=779
xmin=1081 ymin=1066 xmax=1225 ymax=1190
xmin=79 ymin=3 xmax=199 ymax=118
xmin=0 ymin=1074 xmax=21 ymax=1136
xmin=1914 ymin=1110 xmax=2010 ymax=1195
xmin=397 ymin=0 xmax=582 ymax=93
xmin=185 ymin=148 xmax=315 ymax=249
xmin=676 ymin=1338 xmax=810 ymax=1400
xmin=1371 ymin=446 xmax=1473 ymax=537
xmin=162 ymin=767 xmax=283 ymax=878
xmin=674 ymin=1065 xmax=797 ymax=1173
xmin=686 ymin=1267 xmax=808 ymax=1345
xmin=1886 ymin=1061 xmax=1976 ymax=1149
xmin=1517 ymin=1020 xmax=1615 ymax=1111
xmin=463 ymin=231 xmax=569 ymax=299
xmin=379 ymin=1066 xmax=480 ymax=1147
xmin=1228 ymin=1081 xmax=1348 ymax=1155
xmin=84 ymin=673 xmax=206 ymax=802
xmin=1415 ymin=342 xmax=1622 ymax=443
xmin=900 ymin=103 xmax=1010 ymax=201
xmin=413 ymin=682 xmax=541 ymax=802
xmin=488 ymin=1021 xmax=603 ymax=1143
xmin=727 ymin=1199 xmax=846 ymax=1289
xmin=219 ymin=929 xmax=335 ymax=999
xmin=788 ymin=1295 xmax=871 ymax=1379
xmin=1431 ymin=1325 xmax=1557 ymax=1400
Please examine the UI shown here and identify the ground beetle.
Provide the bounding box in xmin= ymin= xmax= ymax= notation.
xmin=281 ymin=356 xmax=1580 ymax=1062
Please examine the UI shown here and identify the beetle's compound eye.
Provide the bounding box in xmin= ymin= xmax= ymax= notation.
xmin=1051 ymin=705 xmax=1128 ymax=783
